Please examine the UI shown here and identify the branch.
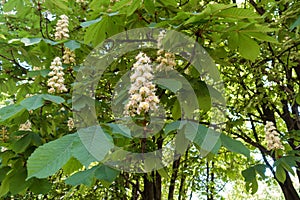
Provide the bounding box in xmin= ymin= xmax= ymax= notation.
xmin=248 ymin=0 xmax=265 ymax=15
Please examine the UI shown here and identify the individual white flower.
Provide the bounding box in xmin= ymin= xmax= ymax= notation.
xmin=124 ymin=52 xmax=159 ymax=116
xmin=265 ymin=121 xmax=283 ymax=150
xmin=19 ymin=120 xmax=32 ymax=131
xmin=62 ymin=47 xmax=76 ymax=64
xmin=54 ymin=15 xmax=69 ymax=40
xmin=47 ymin=57 xmax=68 ymax=93
xmin=67 ymin=117 xmax=74 ymax=131
xmin=76 ymin=0 xmax=87 ymax=4
xmin=1 ymin=146 xmax=7 ymax=152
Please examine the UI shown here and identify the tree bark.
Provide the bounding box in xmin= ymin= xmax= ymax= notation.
xmin=168 ymin=157 xmax=181 ymax=200
xmin=154 ymin=135 xmax=163 ymax=200
xmin=143 ymin=173 xmax=154 ymax=200
xmin=278 ymin=172 xmax=300 ymax=200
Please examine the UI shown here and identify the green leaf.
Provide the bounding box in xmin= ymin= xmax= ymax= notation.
xmin=253 ymin=164 xmax=267 ymax=179
xmin=107 ymin=123 xmax=132 ymax=138
xmin=216 ymin=8 xmax=260 ymax=19
xmin=41 ymin=94 xmax=65 ymax=104
xmin=20 ymin=38 xmax=42 ymax=46
xmin=164 ymin=121 xmax=181 ymax=135
xmin=80 ymin=17 xmax=102 ymax=28
xmin=242 ymin=167 xmax=256 ymax=182
xmin=296 ymin=93 xmax=300 ymax=105
xmin=126 ymin=0 xmax=141 ymax=16
xmin=11 ymin=133 xmax=32 ymax=153
xmin=157 ymin=168 xmax=169 ymax=179
xmin=185 ymin=121 xmax=221 ymax=155
xmin=9 ymin=168 xmax=28 ymax=195
xmin=28 ymin=178 xmax=51 ymax=194
xmin=245 ymin=32 xmax=278 ymax=43
xmin=43 ymin=0 xmax=70 ymax=13
xmin=275 ymin=165 xmax=286 ymax=183
xmin=71 ymin=137 xmax=98 ymax=167
xmin=0 ymin=166 xmax=10 ymax=182
xmin=77 ymin=126 xmax=114 ymax=162
xmin=238 ymin=33 xmax=260 ymax=61
xmin=62 ymin=157 xmax=83 ymax=175
xmin=20 ymin=95 xmax=44 ymax=111
xmin=220 ymin=134 xmax=250 ymax=158
xmin=84 ymin=16 xmax=109 ymax=46
xmin=144 ymin=0 xmax=155 ymax=13
xmin=171 ymin=100 xmax=181 ymax=120
xmin=242 ymin=167 xmax=258 ymax=194
xmin=0 ymin=174 xmax=10 ymax=197
xmin=27 ymin=133 xmax=77 ymax=179
xmin=208 ymin=3 xmax=236 ymax=13
xmin=65 ymin=167 xmax=97 ymax=186
xmin=290 ymin=16 xmax=300 ymax=30
xmin=0 ymin=104 xmax=25 ymax=122
xmin=227 ymin=32 xmax=239 ymax=49
xmin=156 ymin=78 xmax=182 ymax=93
xmin=42 ymin=39 xmax=58 ymax=45
xmin=94 ymin=165 xmax=119 ymax=186
xmin=64 ymin=40 xmax=81 ymax=51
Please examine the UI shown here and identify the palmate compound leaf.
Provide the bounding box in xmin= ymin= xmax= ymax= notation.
xmin=27 ymin=126 xmax=114 ymax=180
xmin=184 ymin=121 xmax=249 ymax=157
xmin=27 ymin=134 xmax=77 ymax=179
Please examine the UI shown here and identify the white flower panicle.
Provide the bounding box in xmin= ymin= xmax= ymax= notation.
xmin=63 ymin=47 xmax=76 ymax=64
xmin=265 ymin=121 xmax=284 ymax=150
xmin=156 ymin=50 xmax=176 ymax=71
xmin=156 ymin=30 xmax=176 ymax=71
xmin=67 ymin=117 xmax=74 ymax=131
xmin=54 ymin=15 xmax=69 ymax=40
xmin=124 ymin=52 xmax=160 ymax=116
xmin=19 ymin=120 xmax=32 ymax=131
xmin=47 ymin=57 xmax=68 ymax=93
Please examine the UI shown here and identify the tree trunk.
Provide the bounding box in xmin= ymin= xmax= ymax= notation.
xmin=178 ymin=149 xmax=189 ymax=200
xmin=168 ymin=158 xmax=181 ymax=200
xmin=154 ymin=171 xmax=161 ymax=200
xmin=143 ymin=173 xmax=154 ymax=200
xmin=277 ymin=172 xmax=300 ymax=200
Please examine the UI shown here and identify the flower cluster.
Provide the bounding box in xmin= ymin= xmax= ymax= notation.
xmin=54 ymin=15 xmax=69 ymax=40
xmin=47 ymin=57 xmax=67 ymax=93
xmin=156 ymin=50 xmax=176 ymax=71
xmin=63 ymin=47 xmax=76 ymax=64
xmin=19 ymin=120 xmax=32 ymax=131
xmin=124 ymin=52 xmax=159 ymax=116
xmin=265 ymin=121 xmax=284 ymax=150
xmin=156 ymin=30 xmax=176 ymax=71
xmin=67 ymin=117 xmax=74 ymax=131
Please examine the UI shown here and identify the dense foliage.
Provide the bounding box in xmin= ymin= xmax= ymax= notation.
xmin=0 ymin=0 xmax=300 ymax=199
